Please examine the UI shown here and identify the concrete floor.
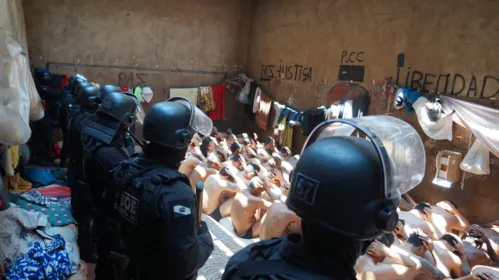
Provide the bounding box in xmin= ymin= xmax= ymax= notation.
xmin=87 ymin=214 xmax=254 ymax=280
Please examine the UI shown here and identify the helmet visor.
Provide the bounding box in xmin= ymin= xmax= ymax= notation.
xmin=303 ymin=116 xmax=425 ymax=199
xmin=168 ymin=98 xmax=213 ymax=137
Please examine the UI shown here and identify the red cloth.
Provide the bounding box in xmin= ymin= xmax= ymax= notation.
xmin=120 ymin=85 xmax=129 ymax=92
xmin=255 ymin=92 xmax=273 ymax=130
xmin=209 ymin=83 xmax=225 ymax=121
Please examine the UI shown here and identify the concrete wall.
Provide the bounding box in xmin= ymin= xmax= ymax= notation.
xmin=23 ymin=0 xmax=251 ymax=128
xmin=246 ymin=0 xmax=499 ymax=223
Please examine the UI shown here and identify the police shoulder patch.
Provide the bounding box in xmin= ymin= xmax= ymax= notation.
xmin=292 ymin=173 xmax=319 ymax=206
xmin=173 ymin=205 xmax=192 ymax=218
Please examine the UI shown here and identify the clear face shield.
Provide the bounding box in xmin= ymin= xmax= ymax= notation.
xmin=166 ymin=97 xmax=213 ymax=137
xmin=302 ymin=116 xmax=425 ymax=199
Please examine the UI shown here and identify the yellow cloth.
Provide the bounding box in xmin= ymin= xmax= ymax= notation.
xmin=283 ymin=126 xmax=293 ymax=149
xmin=10 ymin=145 xmax=19 ymax=170
xmin=8 ymin=172 xmax=32 ymax=192
xmin=170 ymin=88 xmax=199 ymax=105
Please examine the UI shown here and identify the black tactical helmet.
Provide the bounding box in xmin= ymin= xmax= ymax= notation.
xmin=77 ymin=86 xmax=99 ymax=106
xmin=97 ymin=91 xmax=138 ymax=127
xmin=286 ymin=136 xmax=399 ymax=241
xmin=97 ymin=85 xmax=121 ymax=101
xmin=69 ymin=75 xmax=88 ymax=94
xmin=143 ymin=98 xmax=194 ymax=150
xmin=74 ymin=81 xmax=91 ymax=96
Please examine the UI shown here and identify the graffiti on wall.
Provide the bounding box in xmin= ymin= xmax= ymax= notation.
xmin=118 ymin=72 xmax=149 ymax=88
xmin=394 ymin=54 xmax=499 ymax=99
xmin=260 ymin=64 xmax=313 ymax=82
xmin=395 ymin=69 xmax=499 ymax=99
xmin=338 ymin=50 xmax=365 ymax=82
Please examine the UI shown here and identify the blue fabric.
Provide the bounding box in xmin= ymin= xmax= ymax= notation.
xmin=6 ymin=234 xmax=72 ymax=280
xmin=277 ymin=107 xmax=303 ymax=127
xmin=400 ymin=88 xmax=422 ymax=114
xmin=20 ymin=190 xmax=58 ymax=207
xmin=15 ymin=198 xmax=76 ymax=227
xmin=22 ymin=168 xmax=57 ymax=188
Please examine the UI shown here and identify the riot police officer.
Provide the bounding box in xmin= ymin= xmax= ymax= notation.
xmin=222 ymin=116 xmax=426 ymax=279
xmin=59 ymin=74 xmax=88 ymax=167
xmin=80 ymin=91 xmax=138 ymax=279
xmin=110 ymin=97 xmax=214 ymax=279
xmin=67 ymin=83 xmax=100 ymax=262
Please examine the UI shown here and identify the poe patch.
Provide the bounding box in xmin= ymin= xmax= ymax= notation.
xmin=173 ymin=205 xmax=192 ymax=218
xmin=118 ymin=192 xmax=139 ymax=226
xmin=292 ymin=173 xmax=319 ymax=206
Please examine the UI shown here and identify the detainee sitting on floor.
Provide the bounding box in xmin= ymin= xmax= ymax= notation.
xmin=230 ymin=177 xmax=279 ymax=239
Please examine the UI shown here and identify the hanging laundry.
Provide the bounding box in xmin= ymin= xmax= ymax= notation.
xmin=141 ymin=87 xmax=154 ymax=103
xmin=277 ymin=107 xmax=303 ymax=127
xmin=209 ymin=83 xmax=226 ymax=121
xmin=134 ymin=87 xmax=142 ymax=102
xmin=226 ymin=73 xmax=249 ymax=96
xmin=273 ymin=102 xmax=285 ymax=128
xmin=169 ymin=88 xmax=199 ymax=105
xmin=302 ymin=106 xmax=327 ymax=136
xmin=253 ymin=87 xmax=262 ymax=113
xmin=237 ymin=80 xmax=251 ymax=104
xmin=338 ymin=92 xmax=371 ymax=119
xmin=283 ymin=125 xmax=293 ymax=149
xmin=244 ymin=82 xmax=259 ymax=121
xmin=198 ymin=86 xmax=216 ymax=112
xmin=255 ymin=91 xmax=273 ymax=131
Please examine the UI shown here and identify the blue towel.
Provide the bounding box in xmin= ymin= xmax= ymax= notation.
xmin=22 ymin=168 xmax=57 ymax=188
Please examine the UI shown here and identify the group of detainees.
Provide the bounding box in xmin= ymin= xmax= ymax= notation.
xmin=183 ymin=128 xmax=499 ymax=280
xmin=59 ymin=72 xmax=499 ymax=280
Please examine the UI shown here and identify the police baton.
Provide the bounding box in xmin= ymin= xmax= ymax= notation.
xmin=195 ymin=181 xmax=204 ymax=232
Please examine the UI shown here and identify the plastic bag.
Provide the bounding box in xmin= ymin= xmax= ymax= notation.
xmin=412 ymin=96 xmax=453 ymax=141
xmin=0 ymin=33 xmax=34 ymax=145
xmin=136 ymin=103 xmax=145 ymax=125
xmin=460 ymin=139 xmax=490 ymax=175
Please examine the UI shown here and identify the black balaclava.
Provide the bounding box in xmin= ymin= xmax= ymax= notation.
xmin=301 ymin=219 xmax=364 ymax=279
xmin=144 ymin=143 xmax=187 ymax=170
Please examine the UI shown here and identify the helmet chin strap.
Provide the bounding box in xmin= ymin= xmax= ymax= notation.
xmin=127 ymin=128 xmax=144 ymax=148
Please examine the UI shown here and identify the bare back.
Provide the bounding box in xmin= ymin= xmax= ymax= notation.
xmin=231 ymin=191 xmax=264 ymax=236
xmin=260 ymin=202 xmax=301 ymax=240
xmin=398 ymin=211 xmax=439 ymax=239
xmin=203 ymin=174 xmax=242 ymax=214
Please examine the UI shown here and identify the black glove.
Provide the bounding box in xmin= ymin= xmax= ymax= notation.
xmin=198 ymin=221 xmax=209 ymax=235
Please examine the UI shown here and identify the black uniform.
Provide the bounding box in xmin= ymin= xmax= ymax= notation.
xmin=82 ymin=135 xmax=130 ymax=280
xmin=222 ymin=117 xmax=412 ymax=279
xmin=58 ymin=90 xmax=78 ymax=166
xmin=222 ymin=233 xmax=357 ymax=280
xmin=112 ymin=155 xmax=214 ymax=279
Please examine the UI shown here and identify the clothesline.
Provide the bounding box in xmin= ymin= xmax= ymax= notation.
xmin=227 ymin=74 xmax=370 ymax=137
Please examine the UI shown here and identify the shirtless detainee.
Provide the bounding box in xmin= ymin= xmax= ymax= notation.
xmin=355 ymin=234 xmax=447 ymax=280
xmin=463 ymin=228 xmax=499 ymax=268
xmin=430 ymin=200 xmax=470 ymax=235
xmin=259 ymin=201 xmax=301 ymax=240
xmin=202 ymin=167 xmax=245 ymax=222
xmin=257 ymin=137 xmax=277 ymax=163
xmin=398 ymin=203 xmax=440 ymax=239
xmin=222 ymin=154 xmax=246 ymax=172
xmin=417 ymin=233 xmax=472 ymax=279
xmin=230 ymin=177 xmax=279 ymax=239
